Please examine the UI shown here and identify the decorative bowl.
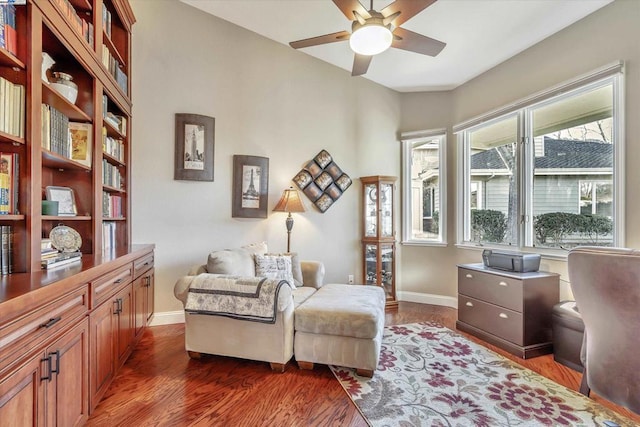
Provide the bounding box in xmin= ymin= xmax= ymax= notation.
xmin=50 ymin=72 xmax=78 ymax=104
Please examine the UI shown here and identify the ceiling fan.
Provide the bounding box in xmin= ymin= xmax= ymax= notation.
xmin=289 ymin=0 xmax=446 ymax=77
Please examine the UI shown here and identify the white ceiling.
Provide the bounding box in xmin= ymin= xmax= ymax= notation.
xmin=180 ymin=0 xmax=613 ymax=92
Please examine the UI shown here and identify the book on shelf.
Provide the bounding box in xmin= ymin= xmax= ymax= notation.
xmin=102 ymin=3 xmax=112 ymax=38
xmin=103 ymin=191 xmax=123 ymax=218
xmin=0 ymin=152 xmax=18 ymax=215
xmin=0 ymin=76 xmax=25 ymax=138
xmin=101 ymin=44 xmax=128 ymax=95
xmin=102 ymin=127 xmax=125 ymax=163
xmin=102 ymin=159 xmax=122 ymax=189
xmin=41 ymin=250 xmax=82 ymax=269
xmin=68 ymin=122 xmax=92 ymax=167
xmin=52 ymin=0 xmax=93 ymax=46
xmin=42 ymin=104 xmax=71 ymax=159
xmin=102 ymin=221 xmax=116 ymax=252
xmin=1 ymin=4 xmax=17 ymax=56
xmin=0 ymin=225 xmax=12 ymax=275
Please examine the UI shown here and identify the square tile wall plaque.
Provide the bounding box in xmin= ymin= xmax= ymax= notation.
xmin=292 ymin=150 xmax=352 ymax=213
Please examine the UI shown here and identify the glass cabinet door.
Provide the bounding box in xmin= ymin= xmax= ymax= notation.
xmin=380 ymin=183 xmax=393 ymax=238
xmin=380 ymin=243 xmax=394 ymax=299
xmin=364 ymin=244 xmax=378 ymax=285
xmin=364 ymin=183 xmax=378 ymax=238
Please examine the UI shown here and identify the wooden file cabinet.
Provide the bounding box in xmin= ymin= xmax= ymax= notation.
xmin=456 ymin=263 xmax=559 ymax=359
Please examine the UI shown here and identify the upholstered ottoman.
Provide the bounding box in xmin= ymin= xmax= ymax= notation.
xmin=294 ymin=283 xmax=385 ymax=377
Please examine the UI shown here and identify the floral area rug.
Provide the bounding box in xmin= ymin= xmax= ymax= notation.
xmin=330 ymin=322 xmax=635 ymax=427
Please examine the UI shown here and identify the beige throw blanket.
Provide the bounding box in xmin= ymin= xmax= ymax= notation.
xmin=184 ymin=275 xmax=293 ymax=323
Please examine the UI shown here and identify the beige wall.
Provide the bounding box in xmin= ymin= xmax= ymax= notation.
xmin=131 ymin=0 xmax=638 ymax=316
xmin=130 ymin=0 xmax=402 ymax=315
xmin=399 ymin=0 xmax=640 ymax=301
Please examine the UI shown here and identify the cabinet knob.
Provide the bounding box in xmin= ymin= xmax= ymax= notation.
xmin=499 ymin=313 xmax=508 ymax=319
xmin=465 ymin=274 xmax=473 ymax=279
xmin=498 ymin=281 xmax=508 ymax=287
xmin=465 ymin=301 xmax=473 ymax=307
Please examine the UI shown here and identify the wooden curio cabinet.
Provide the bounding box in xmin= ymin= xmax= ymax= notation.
xmin=360 ymin=176 xmax=397 ymax=309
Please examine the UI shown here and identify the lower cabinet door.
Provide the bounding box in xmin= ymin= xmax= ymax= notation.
xmin=0 ymin=355 xmax=45 ymax=427
xmin=89 ymin=299 xmax=116 ymax=411
xmin=45 ymin=318 xmax=89 ymax=427
xmin=115 ymin=285 xmax=134 ymax=370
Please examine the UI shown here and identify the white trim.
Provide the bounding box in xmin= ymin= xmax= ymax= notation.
xmin=401 ymin=241 xmax=448 ymax=247
xmin=149 ymin=310 xmax=185 ymax=326
xmin=453 ymin=61 xmax=624 ymax=133
xmin=398 ymin=291 xmax=458 ymax=309
xmin=400 ymin=128 xmax=447 ymax=142
xmin=613 ymin=72 xmax=625 ymax=247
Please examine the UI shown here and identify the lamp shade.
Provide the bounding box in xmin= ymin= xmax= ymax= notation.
xmin=273 ymin=187 xmax=306 ymax=213
xmin=349 ymin=23 xmax=393 ymax=56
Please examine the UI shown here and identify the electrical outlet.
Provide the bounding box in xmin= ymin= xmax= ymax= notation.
xmin=348 ymin=275 xmax=354 ymax=284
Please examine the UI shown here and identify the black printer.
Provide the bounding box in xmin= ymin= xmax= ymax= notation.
xmin=482 ymin=249 xmax=541 ymax=273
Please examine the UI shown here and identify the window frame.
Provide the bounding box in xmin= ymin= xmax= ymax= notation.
xmin=455 ymin=63 xmax=625 ymax=256
xmin=401 ymin=129 xmax=447 ymax=247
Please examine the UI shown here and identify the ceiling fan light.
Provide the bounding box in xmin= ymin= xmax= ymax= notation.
xmin=349 ymin=24 xmax=393 ymax=56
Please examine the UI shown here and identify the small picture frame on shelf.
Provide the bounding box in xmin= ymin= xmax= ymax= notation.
xmin=45 ymin=186 xmax=77 ymax=216
xmin=174 ymin=113 xmax=215 ymax=181
xmin=69 ymin=122 xmax=92 ymax=167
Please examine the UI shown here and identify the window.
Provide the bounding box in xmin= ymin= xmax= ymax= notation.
xmin=401 ymin=130 xmax=446 ymax=245
xmin=457 ymin=64 xmax=623 ymax=253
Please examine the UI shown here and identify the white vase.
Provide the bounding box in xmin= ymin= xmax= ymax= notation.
xmin=41 ymin=52 xmax=55 ymax=82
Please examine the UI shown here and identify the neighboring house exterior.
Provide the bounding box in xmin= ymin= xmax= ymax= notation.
xmin=470 ymin=137 xmax=613 ymax=218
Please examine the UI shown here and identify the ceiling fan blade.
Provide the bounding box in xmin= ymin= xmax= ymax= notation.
xmin=289 ymin=31 xmax=350 ymax=49
xmin=332 ymin=0 xmax=371 ymax=21
xmin=392 ymin=27 xmax=445 ymax=57
xmin=352 ymin=54 xmax=372 ymax=76
xmin=381 ymin=0 xmax=436 ymax=27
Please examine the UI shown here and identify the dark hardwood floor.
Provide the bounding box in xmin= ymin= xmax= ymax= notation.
xmin=86 ymin=302 xmax=640 ymax=426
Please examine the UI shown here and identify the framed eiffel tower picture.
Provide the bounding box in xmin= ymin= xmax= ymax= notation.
xmin=232 ymin=155 xmax=269 ymax=218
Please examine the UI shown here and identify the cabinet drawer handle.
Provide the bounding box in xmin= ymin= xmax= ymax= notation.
xmin=498 ymin=281 xmax=508 ymax=287
xmin=113 ymin=278 xmax=123 ymax=284
xmin=40 ymin=316 xmax=61 ymax=329
xmin=499 ymin=313 xmax=508 ymax=319
xmin=465 ymin=301 xmax=473 ymax=307
xmin=465 ymin=274 xmax=473 ymax=279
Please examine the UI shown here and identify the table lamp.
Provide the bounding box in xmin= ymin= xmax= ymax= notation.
xmin=273 ymin=187 xmax=306 ymax=252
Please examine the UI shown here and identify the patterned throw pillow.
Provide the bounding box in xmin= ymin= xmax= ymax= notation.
xmin=254 ymin=254 xmax=294 ymax=287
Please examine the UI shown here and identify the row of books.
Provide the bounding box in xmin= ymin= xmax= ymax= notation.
xmin=0 ymin=76 xmax=25 ymax=138
xmin=102 ymin=3 xmax=112 ymax=39
xmin=41 ymin=104 xmax=70 ymax=156
xmin=101 ymin=43 xmax=128 ymax=95
xmin=102 ymin=126 xmax=125 ymax=163
xmin=104 ymin=111 xmax=127 ymax=136
xmin=102 ymin=192 xmax=123 ymax=218
xmin=0 ymin=4 xmax=18 ymax=56
xmin=0 ymin=225 xmax=12 ymax=275
xmin=52 ymin=0 xmax=94 ymax=46
xmin=103 ymin=159 xmax=122 ymax=189
xmin=102 ymin=221 xmax=117 ymax=252
xmin=0 ymin=152 xmax=19 ymax=215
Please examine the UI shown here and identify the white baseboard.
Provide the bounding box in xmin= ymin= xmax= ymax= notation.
xmin=397 ymin=291 xmax=458 ymax=309
xmin=149 ymin=294 xmax=456 ymax=326
xmin=149 ymin=310 xmax=184 ymax=326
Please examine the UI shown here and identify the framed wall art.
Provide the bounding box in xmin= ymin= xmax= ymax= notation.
xmin=174 ymin=113 xmax=215 ymax=181
xmin=232 ymin=155 xmax=269 ymax=218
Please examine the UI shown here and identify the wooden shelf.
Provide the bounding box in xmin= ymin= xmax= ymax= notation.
xmin=103 ymin=184 xmax=125 ymax=193
xmin=69 ymin=0 xmax=92 ymax=12
xmin=103 ymin=117 xmax=125 ymax=139
xmin=42 ymin=149 xmax=92 ymax=171
xmin=0 ymin=131 xmax=25 ymax=146
xmin=102 ymin=30 xmax=126 ymax=68
xmin=42 ymin=83 xmax=92 ymax=122
xmin=103 ymin=217 xmax=125 ymax=221
xmin=0 ymin=47 xmax=25 ymax=69
xmin=0 ymin=215 xmax=25 ymax=221
xmin=103 ymin=152 xmax=125 ymax=167
xmin=42 ymin=215 xmax=92 ymax=221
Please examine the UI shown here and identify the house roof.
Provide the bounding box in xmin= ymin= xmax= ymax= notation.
xmin=471 ymin=137 xmax=613 ymax=170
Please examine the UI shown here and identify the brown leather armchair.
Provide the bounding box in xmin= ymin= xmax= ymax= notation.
xmin=567 ymin=246 xmax=640 ymax=414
